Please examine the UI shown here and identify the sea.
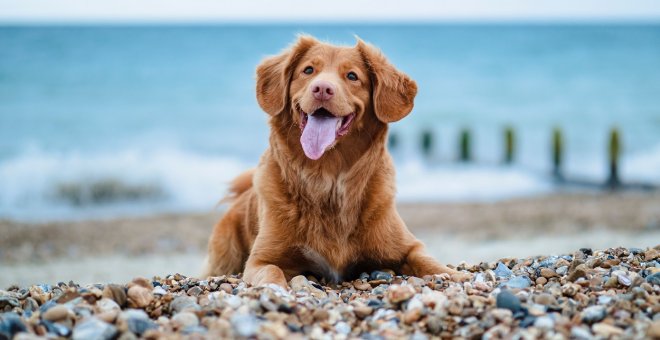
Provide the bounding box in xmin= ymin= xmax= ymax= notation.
xmin=1 ymin=24 xmax=659 ymax=220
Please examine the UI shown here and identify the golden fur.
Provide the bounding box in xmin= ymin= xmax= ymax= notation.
xmin=204 ymin=35 xmax=461 ymax=287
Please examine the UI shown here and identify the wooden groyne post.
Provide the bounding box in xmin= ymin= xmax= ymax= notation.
xmin=503 ymin=126 xmax=515 ymax=164
xmin=552 ymin=127 xmax=564 ymax=180
xmin=606 ymin=127 xmax=621 ymax=188
xmin=421 ymin=130 xmax=433 ymax=158
xmin=459 ymin=128 xmax=472 ymax=162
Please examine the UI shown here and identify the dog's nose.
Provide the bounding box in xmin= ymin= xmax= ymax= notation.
xmin=311 ymin=80 xmax=335 ymax=101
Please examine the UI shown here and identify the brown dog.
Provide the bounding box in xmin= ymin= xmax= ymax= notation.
xmin=204 ymin=35 xmax=459 ymax=287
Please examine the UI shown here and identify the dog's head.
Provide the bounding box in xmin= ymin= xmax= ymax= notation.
xmin=256 ymin=35 xmax=417 ymax=161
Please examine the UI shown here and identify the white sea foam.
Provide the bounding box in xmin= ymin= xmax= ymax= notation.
xmin=0 ymin=144 xmax=658 ymax=221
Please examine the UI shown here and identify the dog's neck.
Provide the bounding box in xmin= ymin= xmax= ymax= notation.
xmin=267 ymin=109 xmax=391 ymax=207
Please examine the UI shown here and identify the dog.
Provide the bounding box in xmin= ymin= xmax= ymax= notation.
xmin=203 ymin=35 xmax=462 ymax=287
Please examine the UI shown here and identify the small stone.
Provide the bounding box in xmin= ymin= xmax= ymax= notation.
xmin=72 ymin=317 xmax=118 ymax=340
xmin=534 ymin=316 xmax=554 ymax=330
xmin=312 ymin=309 xmax=329 ymax=322
xmin=618 ymin=274 xmax=634 ymax=288
xmin=186 ymin=286 xmax=203 ymax=297
xmin=403 ymin=308 xmax=423 ymax=324
xmin=354 ymin=281 xmax=371 ymax=291
xmin=540 ymin=268 xmax=558 ymax=279
xmin=556 ymin=266 xmax=568 ymax=276
xmin=224 ymin=294 xmax=242 ymax=309
xmin=118 ymin=309 xmax=157 ymax=336
xmin=387 ymin=285 xmax=415 ymax=304
xmin=219 ymin=283 xmax=233 ymax=293
xmin=231 ymin=314 xmax=259 ymax=338
xmin=496 ymin=290 xmax=521 ymax=312
xmin=535 ymin=277 xmax=547 ymax=285
xmin=567 ymin=264 xmax=588 ymax=282
xmin=289 ymin=276 xmax=326 ymax=298
xmin=127 ymin=286 xmax=153 ymax=308
xmin=501 ymin=276 xmax=531 ymax=289
xmin=369 ymin=271 xmax=393 ymax=281
xmin=645 ymin=248 xmax=659 ymax=261
xmin=335 ymin=321 xmax=351 ymax=335
xmin=151 ymin=286 xmax=167 ymax=296
xmin=353 ymin=305 xmax=373 ymax=319
xmin=172 ymin=312 xmax=199 ymax=329
xmin=571 ymin=326 xmax=593 ymax=340
xmin=646 ymin=272 xmax=660 ymax=286
xmin=647 ymin=320 xmax=660 ymax=338
xmin=494 ymin=262 xmax=513 ymax=278
xmin=42 ymin=305 xmax=69 ymax=322
xmin=0 ymin=312 xmax=27 ymax=339
xmin=562 ymin=283 xmax=580 ymax=297
xmin=592 ymin=323 xmax=623 ymax=337
xmin=490 ymin=308 xmax=513 ymax=322
xmin=581 ymin=306 xmax=606 ymax=323
xmin=170 ymin=296 xmax=200 ymax=314
xmin=534 ymin=293 xmax=557 ymax=306
xmin=102 ymin=284 xmax=127 ymax=307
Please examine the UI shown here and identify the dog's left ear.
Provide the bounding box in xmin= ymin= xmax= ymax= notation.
xmin=357 ymin=39 xmax=418 ymax=123
xmin=256 ymin=35 xmax=318 ymax=116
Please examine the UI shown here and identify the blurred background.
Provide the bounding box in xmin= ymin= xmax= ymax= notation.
xmin=1 ymin=0 xmax=659 ymax=287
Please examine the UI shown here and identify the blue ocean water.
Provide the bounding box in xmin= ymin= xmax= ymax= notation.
xmin=1 ymin=24 xmax=660 ymax=220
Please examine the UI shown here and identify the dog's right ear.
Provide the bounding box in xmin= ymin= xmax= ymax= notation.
xmin=256 ymin=35 xmax=317 ymax=116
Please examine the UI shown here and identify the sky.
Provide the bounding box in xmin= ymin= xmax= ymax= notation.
xmin=1 ymin=0 xmax=660 ymax=23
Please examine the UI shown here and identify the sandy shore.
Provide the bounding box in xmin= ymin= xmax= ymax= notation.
xmin=1 ymin=192 xmax=660 ymax=288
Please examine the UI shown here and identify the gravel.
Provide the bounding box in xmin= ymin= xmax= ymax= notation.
xmin=1 ymin=246 xmax=659 ymax=339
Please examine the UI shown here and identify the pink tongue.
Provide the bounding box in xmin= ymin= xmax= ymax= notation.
xmin=300 ymin=114 xmax=340 ymax=160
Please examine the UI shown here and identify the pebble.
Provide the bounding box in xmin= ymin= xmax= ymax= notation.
xmin=496 ymin=290 xmax=522 ymax=312
xmin=370 ymin=271 xmax=393 ymax=281
xmin=172 ymin=312 xmax=199 ymax=328
xmin=1 ymin=246 xmax=657 ymax=339
xmin=592 ymin=322 xmax=623 ymax=337
xmin=646 ymin=272 xmax=660 ymax=286
xmin=127 ymin=285 xmax=153 ymax=308
xmin=102 ymin=284 xmax=127 ymax=307
xmin=501 ymin=276 xmax=531 ymax=289
xmin=118 ymin=309 xmax=157 ymax=335
xmin=494 ymin=262 xmax=513 ymax=278
xmin=231 ymin=314 xmax=259 ymax=337
xmin=41 ymin=304 xmax=69 ymax=321
xmin=72 ymin=317 xmax=118 ymax=340
xmin=169 ymin=296 xmax=200 ymax=314
xmin=581 ymin=306 xmax=607 ymax=323
xmin=387 ymin=285 xmax=415 ymax=304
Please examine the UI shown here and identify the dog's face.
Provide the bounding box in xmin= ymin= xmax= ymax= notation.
xmin=256 ymin=36 xmax=417 ymax=161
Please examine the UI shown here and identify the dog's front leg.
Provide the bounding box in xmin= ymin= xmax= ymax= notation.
xmin=243 ymin=260 xmax=289 ymax=288
xmin=401 ymin=242 xmax=471 ymax=282
xmin=242 ymin=231 xmax=292 ymax=288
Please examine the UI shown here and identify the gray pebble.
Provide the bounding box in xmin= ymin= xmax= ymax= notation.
xmin=581 ymin=305 xmax=606 ymax=323
xmin=500 ymin=276 xmax=531 ymax=289
xmin=370 ymin=271 xmax=393 ymax=281
xmin=0 ymin=312 xmax=27 ymax=339
xmin=496 ymin=290 xmax=522 ymax=312
xmin=646 ymin=272 xmax=660 ymax=286
xmin=335 ymin=321 xmax=351 ymax=335
xmin=169 ymin=296 xmax=200 ymax=314
xmin=119 ymin=309 xmax=157 ymax=335
xmin=494 ymin=262 xmax=513 ymax=278
xmin=72 ymin=317 xmax=118 ymax=340
xmin=231 ymin=314 xmax=259 ymax=337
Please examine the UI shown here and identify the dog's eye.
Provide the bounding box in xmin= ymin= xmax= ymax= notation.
xmin=347 ymin=72 xmax=358 ymax=81
xmin=303 ymin=66 xmax=314 ymax=75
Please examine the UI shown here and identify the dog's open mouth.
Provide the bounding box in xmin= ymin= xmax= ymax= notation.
xmin=299 ymin=108 xmax=355 ymax=160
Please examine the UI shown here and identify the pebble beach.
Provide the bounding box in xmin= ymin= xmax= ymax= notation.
xmin=1 ymin=246 xmax=659 ymax=339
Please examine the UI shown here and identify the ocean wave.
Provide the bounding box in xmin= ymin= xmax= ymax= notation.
xmin=0 ymin=144 xmax=658 ymax=221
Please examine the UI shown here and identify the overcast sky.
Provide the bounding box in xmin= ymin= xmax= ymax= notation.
xmin=2 ymin=0 xmax=660 ymax=23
